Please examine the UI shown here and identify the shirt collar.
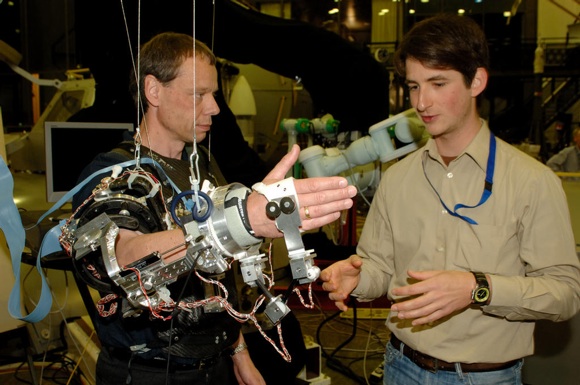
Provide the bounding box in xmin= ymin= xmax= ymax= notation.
xmin=422 ymin=119 xmax=491 ymax=172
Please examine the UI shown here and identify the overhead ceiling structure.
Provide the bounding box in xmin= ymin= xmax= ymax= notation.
xmin=74 ymin=0 xmax=391 ymax=132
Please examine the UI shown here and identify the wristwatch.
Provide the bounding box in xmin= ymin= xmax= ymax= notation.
xmin=471 ymin=272 xmax=490 ymax=305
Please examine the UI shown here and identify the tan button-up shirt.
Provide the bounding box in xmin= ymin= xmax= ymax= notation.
xmin=353 ymin=120 xmax=580 ymax=363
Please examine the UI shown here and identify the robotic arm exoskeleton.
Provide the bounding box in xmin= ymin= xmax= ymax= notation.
xmin=69 ymin=170 xmax=315 ymax=325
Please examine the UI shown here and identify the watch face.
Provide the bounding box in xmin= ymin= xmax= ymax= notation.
xmin=474 ymin=287 xmax=490 ymax=303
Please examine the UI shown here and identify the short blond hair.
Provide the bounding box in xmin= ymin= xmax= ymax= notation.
xmin=129 ymin=32 xmax=216 ymax=113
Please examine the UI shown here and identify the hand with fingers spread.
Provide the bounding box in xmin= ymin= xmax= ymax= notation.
xmin=319 ymin=255 xmax=363 ymax=312
xmin=247 ymin=144 xmax=357 ymax=239
xmin=390 ymin=270 xmax=476 ymax=326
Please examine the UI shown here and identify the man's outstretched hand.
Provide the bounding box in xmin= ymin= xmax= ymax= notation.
xmin=320 ymin=255 xmax=363 ymax=311
xmin=248 ymin=144 xmax=357 ymax=238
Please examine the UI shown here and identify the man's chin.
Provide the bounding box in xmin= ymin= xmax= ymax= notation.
xmin=194 ymin=131 xmax=208 ymax=142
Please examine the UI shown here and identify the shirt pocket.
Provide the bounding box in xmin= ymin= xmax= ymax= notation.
xmin=454 ymin=222 xmax=520 ymax=273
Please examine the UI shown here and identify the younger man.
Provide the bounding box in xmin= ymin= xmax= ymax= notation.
xmin=320 ymin=14 xmax=580 ymax=385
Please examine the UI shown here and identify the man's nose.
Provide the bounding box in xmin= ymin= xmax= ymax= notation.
xmin=206 ymin=95 xmax=220 ymax=116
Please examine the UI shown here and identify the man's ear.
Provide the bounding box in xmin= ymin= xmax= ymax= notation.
xmin=470 ymin=67 xmax=488 ymax=97
xmin=144 ymin=74 xmax=160 ymax=107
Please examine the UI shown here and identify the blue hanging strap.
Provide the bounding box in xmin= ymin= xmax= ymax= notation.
xmin=5 ymin=156 xmax=173 ymax=323
xmin=424 ymin=133 xmax=496 ymax=225
xmin=1 ymin=156 xmax=52 ymax=322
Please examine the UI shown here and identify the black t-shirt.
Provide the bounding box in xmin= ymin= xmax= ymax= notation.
xmin=72 ymin=137 xmax=241 ymax=359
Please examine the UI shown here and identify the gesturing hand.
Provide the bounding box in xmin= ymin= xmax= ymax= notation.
xmin=390 ymin=270 xmax=476 ymax=326
xmin=319 ymin=255 xmax=363 ymax=312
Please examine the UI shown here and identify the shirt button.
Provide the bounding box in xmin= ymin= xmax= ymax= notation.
xmin=436 ymin=246 xmax=445 ymax=252
xmin=441 ymin=209 xmax=447 ymax=214
xmin=447 ymin=172 xmax=453 ymax=178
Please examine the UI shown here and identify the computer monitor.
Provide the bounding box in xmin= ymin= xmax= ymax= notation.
xmin=44 ymin=121 xmax=133 ymax=203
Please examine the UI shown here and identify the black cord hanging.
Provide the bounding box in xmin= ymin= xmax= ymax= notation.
xmin=315 ymin=299 xmax=367 ymax=385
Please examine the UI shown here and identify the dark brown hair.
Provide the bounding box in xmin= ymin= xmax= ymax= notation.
xmin=393 ymin=14 xmax=489 ymax=87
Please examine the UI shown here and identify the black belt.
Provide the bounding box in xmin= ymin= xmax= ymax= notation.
xmin=106 ymin=347 xmax=223 ymax=371
xmin=390 ymin=334 xmax=518 ymax=373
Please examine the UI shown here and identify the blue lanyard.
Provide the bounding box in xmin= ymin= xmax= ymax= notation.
xmin=424 ymin=133 xmax=496 ymax=225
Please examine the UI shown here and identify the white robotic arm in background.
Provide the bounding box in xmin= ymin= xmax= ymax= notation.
xmin=281 ymin=113 xmax=340 ymax=149
xmin=298 ymin=109 xmax=427 ymax=191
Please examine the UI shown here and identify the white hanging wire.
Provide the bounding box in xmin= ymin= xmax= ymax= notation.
xmin=206 ymin=0 xmax=217 ymax=161
xmin=120 ymin=0 xmax=148 ymax=169
xmin=188 ymin=1 xmax=203 ymax=211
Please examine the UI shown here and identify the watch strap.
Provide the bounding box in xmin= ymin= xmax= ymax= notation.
xmin=230 ymin=341 xmax=248 ymax=356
